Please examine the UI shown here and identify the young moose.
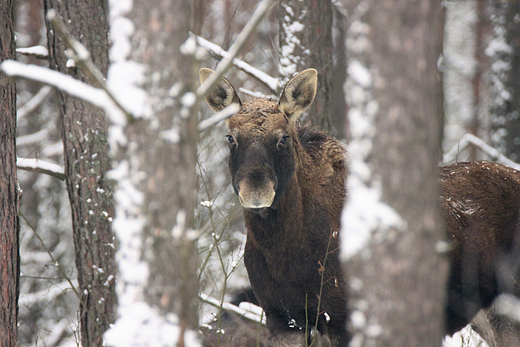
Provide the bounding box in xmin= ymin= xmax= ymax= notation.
xmin=200 ymin=69 xmax=520 ymax=346
xmin=200 ymin=68 xmax=349 ymax=347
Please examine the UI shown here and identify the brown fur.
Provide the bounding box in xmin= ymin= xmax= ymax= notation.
xmin=441 ymin=161 xmax=520 ymax=335
xmin=201 ymin=68 xmax=349 ymax=346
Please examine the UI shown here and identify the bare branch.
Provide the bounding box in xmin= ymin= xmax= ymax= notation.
xmin=196 ymin=0 xmax=276 ymax=100
xmin=199 ymin=292 xmax=266 ymax=325
xmin=198 ymin=103 xmax=240 ymax=132
xmin=18 ymin=280 xmax=77 ymax=306
xmin=239 ymin=87 xmax=278 ymax=101
xmin=194 ymin=34 xmax=280 ymax=93
xmin=1 ymin=60 xmax=126 ymax=124
xmin=19 ymin=212 xmax=80 ymax=299
xmin=16 ymin=129 xmax=49 ymax=147
xmin=46 ymin=9 xmax=135 ymax=122
xmin=443 ymin=133 xmax=520 ymax=170
xmin=17 ymin=157 xmax=65 ymax=181
xmin=17 ymin=86 xmax=53 ymax=119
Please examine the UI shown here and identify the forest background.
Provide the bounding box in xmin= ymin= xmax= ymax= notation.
xmin=1 ymin=0 xmax=520 ymax=346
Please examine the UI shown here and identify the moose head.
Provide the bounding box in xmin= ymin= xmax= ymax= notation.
xmin=200 ymin=68 xmax=318 ymax=212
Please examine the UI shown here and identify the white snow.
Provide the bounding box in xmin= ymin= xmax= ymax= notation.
xmin=16 ymin=45 xmax=49 ymax=58
xmin=16 ymin=157 xmax=64 ymax=176
xmin=341 ymin=52 xmax=406 ymax=261
xmin=1 ymin=60 xmax=127 ymax=125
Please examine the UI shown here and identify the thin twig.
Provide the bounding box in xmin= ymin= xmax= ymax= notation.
xmin=196 ymin=0 xmax=276 ymax=101
xmin=46 ymin=9 xmax=134 ymax=123
xmin=17 ymin=86 xmax=53 ymax=119
xmin=194 ymin=33 xmax=280 ymax=93
xmin=198 ymin=103 xmax=240 ymax=132
xmin=442 ymin=133 xmax=520 ymax=170
xmin=19 ymin=212 xmax=80 ymax=299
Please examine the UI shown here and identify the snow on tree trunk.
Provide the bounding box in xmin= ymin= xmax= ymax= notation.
xmin=342 ymin=1 xmax=448 ymax=346
xmin=279 ymin=0 xmax=334 ymax=133
xmin=0 ymin=1 xmax=20 ymax=345
xmin=104 ymin=0 xmax=200 ymax=345
xmin=43 ymin=1 xmax=116 ymax=346
xmin=487 ymin=0 xmax=520 ymax=161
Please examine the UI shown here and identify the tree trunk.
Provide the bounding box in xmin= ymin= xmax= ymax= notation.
xmin=475 ymin=1 xmax=520 ymax=345
xmin=279 ymin=0 xmax=334 ymax=134
xmin=124 ymin=0 xmax=200 ymax=344
xmin=0 ymin=1 xmax=20 ymax=345
xmin=488 ymin=0 xmax=520 ymax=161
xmin=43 ymin=1 xmax=116 ymax=346
xmin=342 ymin=0 xmax=448 ymax=345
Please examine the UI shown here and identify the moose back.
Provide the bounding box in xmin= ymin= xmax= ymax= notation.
xmin=200 ymin=68 xmax=520 ymax=346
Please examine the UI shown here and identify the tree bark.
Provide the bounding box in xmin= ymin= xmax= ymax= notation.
xmin=488 ymin=0 xmax=520 ymax=161
xmin=124 ymin=0 xmax=200 ymax=344
xmin=0 ymin=1 xmax=20 ymax=345
xmin=43 ymin=1 xmax=116 ymax=346
xmin=279 ymin=0 xmax=335 ymax=134
xmin=343 ymin=0 xmax=448 ymax=345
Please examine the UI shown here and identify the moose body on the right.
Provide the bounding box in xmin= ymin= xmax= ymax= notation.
xmin=441 ymin=161 xmax=520 ymax=336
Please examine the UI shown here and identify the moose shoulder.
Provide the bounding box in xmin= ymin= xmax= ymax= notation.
xmin=199 ymin=68 xmax=520 ymax=346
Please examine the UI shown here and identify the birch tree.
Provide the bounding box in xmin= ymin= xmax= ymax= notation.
xmin=342 ymin=1 xmax=448 ymax=346
xmin=0 ymin=0 xmax=20 ymax=345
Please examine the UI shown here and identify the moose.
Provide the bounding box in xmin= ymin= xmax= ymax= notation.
xmin=200 ymin=68 xmax=520 ymax=346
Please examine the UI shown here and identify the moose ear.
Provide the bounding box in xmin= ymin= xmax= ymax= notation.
xmin=278 ymin=69 xmax=317 ymax=121
xmin=199 ymin=68 xmax=242 ymax=112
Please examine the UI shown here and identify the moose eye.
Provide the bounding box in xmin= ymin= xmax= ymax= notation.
xmin=279 ymin=136 xmax=289 ymax=145
xmin=226 ymin=135 xmax=235 ymax=145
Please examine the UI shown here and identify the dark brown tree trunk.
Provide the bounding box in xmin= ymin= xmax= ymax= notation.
xmin=125 ymin=0 xmax=200 ymax=344
xmin=279 ymin=0 xmax=334 ymax=134
xmin=43 ymin=1 xmax=116 ymax=346
xmin=343 ymin=0 xmax=448 ymax=345
xmin=0 ymin=0 xmax=20 ymax=345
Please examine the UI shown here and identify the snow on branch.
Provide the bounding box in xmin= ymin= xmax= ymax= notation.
xmin=199 ymin=292 xmax=266 ymax=325
xmin=16 ymin=45 xmax=49 ymax=59
xmin=196 ymin=0 xmax=276 ymax=100
xmin=193 ymin=34 xmax=280 ymax=93
xmin=1 ymin=60 xmax=127 ymax=125
xmin=17 ymin=157 xmax=65 ymax=181
xmin=17 ymin=86 xmax=53 ymax=120
xmin=443 ymin=133 xmax=520 ymax=170
xmin=198 ymin=103 xmax=240 ymax=132
xmin=46 ymin=9 xmax=134 ymax=122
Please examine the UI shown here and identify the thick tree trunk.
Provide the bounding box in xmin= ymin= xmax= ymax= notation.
xmin=342 ymin=0 xmax=448 ymax=345
xmin=279 ymin=0 xmax=334 ymax=133
xmin=125 ymin=0 xmax=200 ymax=344
xmin=43 ymin=1 xmax=116 ymax=346
xmin=0 ymin=1 xmax=20 ymax=345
